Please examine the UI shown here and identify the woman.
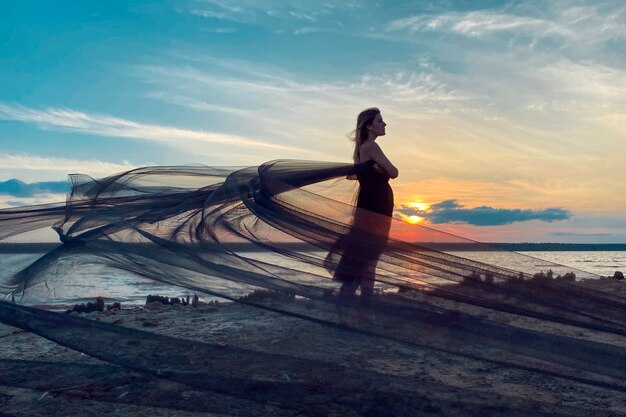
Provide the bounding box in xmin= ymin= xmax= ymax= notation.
xmin=333 ymin=107 xmax=398 ymax=308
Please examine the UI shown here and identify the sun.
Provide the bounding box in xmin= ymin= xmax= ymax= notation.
xmin=404 ymin=201 xmax=430 ymax=224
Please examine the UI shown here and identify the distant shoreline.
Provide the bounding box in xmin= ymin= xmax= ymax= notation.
xmin=2 ymin=242 xmax=626 ymax=253
xmin=490 ymin=243 xmax=626 ymax=252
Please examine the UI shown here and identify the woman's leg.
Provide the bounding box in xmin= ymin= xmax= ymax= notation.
xmin=359 ymin=262 xmax=376 ymax=306
xmin=359 ymin=215 xmax=391 ymax=308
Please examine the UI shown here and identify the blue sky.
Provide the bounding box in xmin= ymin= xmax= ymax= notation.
xmin=1 ymin=1 xmax=626 ymax=242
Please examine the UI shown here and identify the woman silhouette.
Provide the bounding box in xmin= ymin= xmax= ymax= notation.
xmin=333 ymin=108 xmax=398 ymax=310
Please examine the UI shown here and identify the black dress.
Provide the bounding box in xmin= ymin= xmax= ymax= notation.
xmin=356 ymin=160 xmax=394 ymax=217
xmin=329 ymin=160 xmax=393 ymax=294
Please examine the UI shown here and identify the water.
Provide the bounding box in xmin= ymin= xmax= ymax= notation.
xmin=2 ymin=251 xmax=625 ymax=307
xmin=520 ymin=251 xmax=626 ymax=275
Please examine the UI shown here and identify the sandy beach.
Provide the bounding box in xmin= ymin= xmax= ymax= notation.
xmin=1 ymin=277 xmax=625 ymax=417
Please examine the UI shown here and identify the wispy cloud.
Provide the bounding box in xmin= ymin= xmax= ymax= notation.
xmin=0 ymin=153 xmax=136 ymax=176
xmin=386 ymin=3 xmax=625 ymax=47
xmin=0 ymin=103 xmax=301 ymax=153
xmin=186 ymin=0 xmax=350 ymax=26
xmin=190 ymin=9 xmax=245 ymax=23
xmin=197 ymin=26 xmax=238 ymax=33
xmin=137 ymin=53 xmax=467 ymax=127
xmin=387 ymin=11 xmax=569 ymax=39
xmin=396 ymin=199 xmax=571 ymax=226
xmin=357 ymin=71 xmax=467 ymax=104
xmin=530 ymin=59 xmax=626 ymax=100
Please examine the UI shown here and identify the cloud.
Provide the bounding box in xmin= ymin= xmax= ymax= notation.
xmin=198 ymin=27 xmax=238 ymax=33
xmin=0 ymin=179 xmax=69 ymax=198
xmin=385 ymin=3 xmax=625 ymax=46
xmin=0 ymin=174 xmax=70 ymax=208
xmin=0 ymin=103 xmax=300 ymax=153
xmin=190 ymin=9 xmax=245 ymax=23
xmin=0 ymin=154 xmax=136 ymax=178
xmin=387 ymin=11 xmax=569 ymax=39
xmin=0 ymin=193 xmax=68 ymax=209
xmin=357 ymin=71 xmax=467 ymax=104
xmin=137 ymin=55 xmax=466 ymax=139
xmin=186 ymin=0 xmax=350 ymax=26
xmin=396 ymin=199 xmax=571 ymax=226
xmin=530 ymin=60 xmax=626 ymax=100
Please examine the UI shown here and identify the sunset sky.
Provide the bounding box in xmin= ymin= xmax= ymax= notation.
xmin=1 ymin=1 xmax=626 ymax=242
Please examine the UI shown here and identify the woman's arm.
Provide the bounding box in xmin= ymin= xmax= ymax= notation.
xmin=360 ymin=141 xmax=399 ymax=179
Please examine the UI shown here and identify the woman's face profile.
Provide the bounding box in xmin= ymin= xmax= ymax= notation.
xmin=368 ymin=113 xmax=386 ymax=137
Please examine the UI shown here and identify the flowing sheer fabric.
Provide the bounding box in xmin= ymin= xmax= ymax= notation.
xmin=1 ymin=160 xmax=626 ymax=411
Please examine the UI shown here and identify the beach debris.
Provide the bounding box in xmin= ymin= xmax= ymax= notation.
xmin=107 ymin=302 xmax=121 ymax=310
xmin=530 ymin=270 xmax=576 ymax=283
xmin=613 ymin=271 xmax=624 ymax=280
xmin=65 ymin=298 xmax=122 ymax=314
xmin=65 ymin=297 xmax=105 ymax=314
xmin=557 ymin=272 xmax=576 ymax=282
xmin=145 ymin=294 xmax=193 ymax=307
xmin=146 ymin=294 xmax=172 ymax=305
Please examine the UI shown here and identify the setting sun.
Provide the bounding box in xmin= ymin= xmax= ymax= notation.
xmin=399 ymin=201 xmax=430 ymax=224
xmin=408 ymin=215 xmax=424 ymax=224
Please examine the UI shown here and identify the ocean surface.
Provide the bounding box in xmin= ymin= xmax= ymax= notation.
xmin=2 ymin=250 xmax=625 ymax=307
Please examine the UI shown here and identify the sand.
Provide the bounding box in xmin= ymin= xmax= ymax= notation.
xmin=1 ymin=279 xmax=625 ymax=416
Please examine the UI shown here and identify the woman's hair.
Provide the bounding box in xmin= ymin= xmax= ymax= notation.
xmin=352 ymin=107 xmax=380 ymax=164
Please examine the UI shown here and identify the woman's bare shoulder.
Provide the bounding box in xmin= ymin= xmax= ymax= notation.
xmin=360 ymin=140 xmax=380 ymax=150
xmin=359 ymin=141 xmax=380 ymax=155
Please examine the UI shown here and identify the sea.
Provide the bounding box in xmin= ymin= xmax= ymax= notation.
xmin=1 ymin=249 xmax=625 ymax=307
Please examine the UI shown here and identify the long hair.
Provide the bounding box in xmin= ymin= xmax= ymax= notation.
xmin=352 ymin=107 xmax=380 ymax=164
